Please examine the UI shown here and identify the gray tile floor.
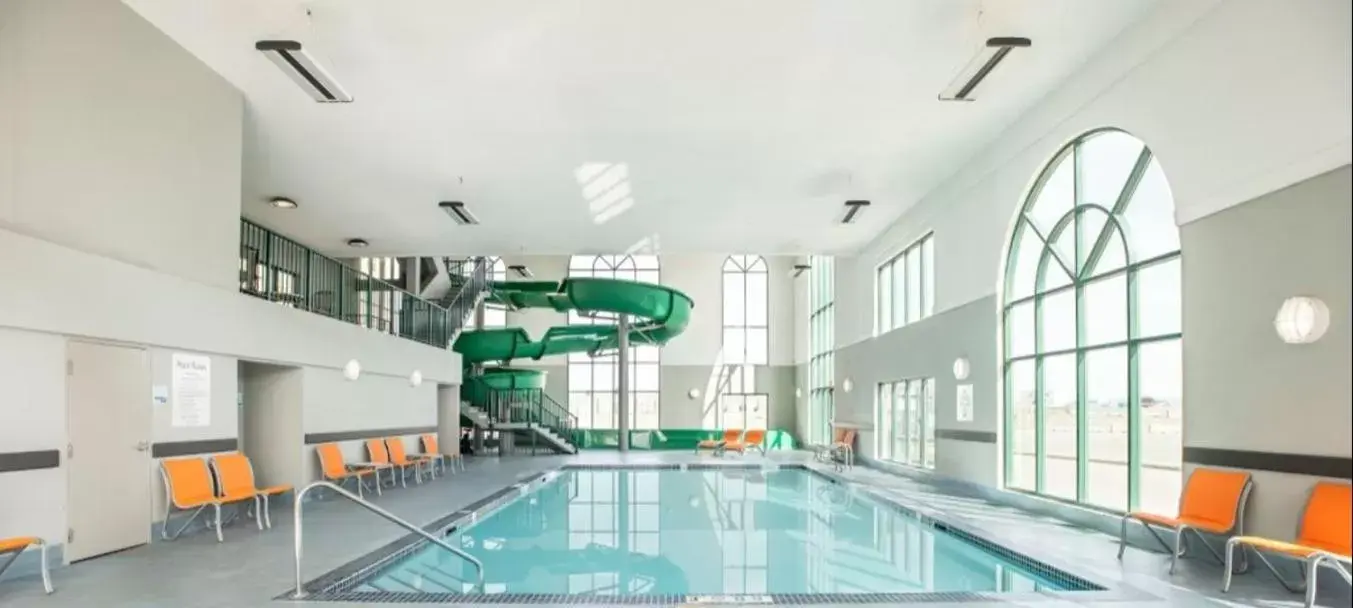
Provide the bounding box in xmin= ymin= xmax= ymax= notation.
xmin=0 ymin=451 xmax=1347 ymax=607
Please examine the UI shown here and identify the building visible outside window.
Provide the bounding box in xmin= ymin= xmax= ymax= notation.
xmin=482 ymin=257 xmax=507 ymax=328
xmin=807 ymin=256 xmax=834 ymax=445
xmin=718 ymin=256 xmax=769 ymax=429
xmin=359 ymin=257 xmax=402 ymax=332
xmin=875 ymin=378 xmax=935 ymax=468
xmin=566 ymin=255 xmax=661 ymax=429
xmin=875 ymin=233 xmax=934 ymax=334
xmin=1001 ymin=129 xmax=1182 ymax=514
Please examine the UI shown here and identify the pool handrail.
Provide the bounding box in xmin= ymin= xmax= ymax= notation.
xmin=291 ymin=480 xmax=485 ymax=598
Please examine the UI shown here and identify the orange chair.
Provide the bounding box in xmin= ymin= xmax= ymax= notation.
xmin=0 ymin=536 xmax=52 ymax=594
xmin=160 ymin=457 xmax=260 ymax=542
xmin=727 ymin=429 xmax=768 ymax=455
xmin=1224 ymin=482 xmax=1351 ymax=607
xmin=368 ymin=438 xmax=418 ymax=487
xmin=316 ymin=443 xmax=381 ymax=498
xmin=1118 ymin=467 xmax=1252 ymax=574
xmin=386 ymin=437 xmax=435 ymax=483
xmin=211 ymin=452 xmax=293 ymax=529
xmin=696 ymin=429 xmax=742 ymax=454
xmin=420 ymin=433 xmax=462 ymax=475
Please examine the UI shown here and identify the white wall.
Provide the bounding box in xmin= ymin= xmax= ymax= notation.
xmin=0 ymin=0 xmax=242 ymax=290
xmin=241 ymin=363 xmax=306 ymax=490
xmin=0 ymin=328 xmax=68 ymax=546
xmin=838 ymin=0 xmax=1351 ymax=344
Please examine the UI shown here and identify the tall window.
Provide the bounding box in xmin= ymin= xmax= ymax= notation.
xmin=359 ymin=257 xmax=402 ymax=332
xmin=875 ymin=234 xmax=935 ymax=334
xmin=482 ymin=257 xmax=507 ymax=328
xmin=807 ymin=256 xmax=835 ymax=445
xmin=1002 ymin=129 xmax=1182 ymax=514
xmin=718 ymin=256 xmax=769 ymax=429
xmin=567 ymin=255 xmax=661 ymax=430
xmin=875 ymin=378 xmax=936 ymax=468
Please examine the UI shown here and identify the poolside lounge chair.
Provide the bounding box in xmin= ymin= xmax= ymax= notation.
xmin=316 ymin=443 xmax=381 ymax=498
xmin=696 ymin=429 xmax=742 ymax=455
xmin=1118 ymin=467 xmax=1252 ymax=574
xmin=210 ymin=452 xmax=293 ymax=529
xmin=727 ymin=429 xmax=767 ymax=455
xmin=421 ymin=433 xmax=463 ymax=474
xmin=0 ymin=536 xmax=52 ymax=594
xmin=368 ymin=438 xmax=420 ymax=487
xmin=812 ymin=428 xmax=856 ymax=469
xmin=1224 ymin=481 xmax=1351 ymax=607
xmin=387 ymin=437 xmax=436 ymax=481
xmin=160 ymin=457 xmax=261 ymax=542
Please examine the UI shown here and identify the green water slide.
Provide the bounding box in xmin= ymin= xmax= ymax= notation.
xmin=452 ymin=278 xmax=694 ymax=440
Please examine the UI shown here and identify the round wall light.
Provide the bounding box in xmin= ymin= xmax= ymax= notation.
xmin=342 ymin=359 xmax=362 ymax=381
xmin=1274 ymin=296 xmax=1330 ymax=344
xmin=687 ymin=388 xmax=701 ymax=400
xmin=795 ymin=387 xmax=802 ymax=399
xmin=409 ymin=370 xmax=423 ymax=387
xmin=842 ymin=378 xmax=854 ymax=393
xmin=953 ymin=357 xmax=971 ymax=381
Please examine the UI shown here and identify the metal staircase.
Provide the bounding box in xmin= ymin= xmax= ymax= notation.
xmin=461 ymin=383 xmax=578 ymax=455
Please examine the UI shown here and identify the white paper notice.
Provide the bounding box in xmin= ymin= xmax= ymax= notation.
xmin=171 ymin=353 xmax=211 ymax=427
xmin=956 ymin=383 xmax=974 ymax=423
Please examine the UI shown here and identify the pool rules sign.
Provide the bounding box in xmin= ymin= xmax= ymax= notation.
xmin=171 ymin=353 xmax=211 ymax=427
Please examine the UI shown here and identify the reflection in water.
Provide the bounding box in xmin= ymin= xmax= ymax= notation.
xmin=364 ymin=470 xmax=1060 ymax=595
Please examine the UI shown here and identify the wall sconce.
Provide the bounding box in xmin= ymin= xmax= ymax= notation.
xmin=795 ymin=388 xmax=802 ymax=399
xmin=1274 ymin=296 xmax=1330 ymax=344
xmin=842 ymin=378 xmax=854 ymax=393
xmin=687 ymin=388 xmax=701 ymax=400
xmin=953 ymin=357 xmax=971 ymax=381
xmin=342 ymin=359 xmax=362 ymax=381
xmin=409 ymin=370 xmax=423 ymax=387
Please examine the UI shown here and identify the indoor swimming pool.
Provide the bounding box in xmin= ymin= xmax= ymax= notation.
xmin=304 ymin=465 xmax=1102 ymax=603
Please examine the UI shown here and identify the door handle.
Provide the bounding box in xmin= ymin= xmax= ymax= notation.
xmin=136 ymin=441 xmax=151 ymax=452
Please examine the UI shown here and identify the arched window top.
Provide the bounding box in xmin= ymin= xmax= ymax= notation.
xmin=570 ymin=254 xmax=659 ymax=273
xmin=723 ymin=255 xmax=767 ymax=273
xmin=1005 ymin=129 xmax=1179 ymax=302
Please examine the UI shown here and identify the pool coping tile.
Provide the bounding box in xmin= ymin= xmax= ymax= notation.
xmin=284 ymin=462 xmax=1157 ymax=605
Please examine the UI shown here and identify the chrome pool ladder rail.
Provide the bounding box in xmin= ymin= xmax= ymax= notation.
xmin=291 ymin=480 xmax=485 ymax=598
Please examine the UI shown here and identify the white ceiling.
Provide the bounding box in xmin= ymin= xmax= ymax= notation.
xmin=124 ymin=0 xmax=1159 ymax=256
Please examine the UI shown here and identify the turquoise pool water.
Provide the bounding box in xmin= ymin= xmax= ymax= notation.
xmin=362 ymin=468 xmax=1068 ymax=596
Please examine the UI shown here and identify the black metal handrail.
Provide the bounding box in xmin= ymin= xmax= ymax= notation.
xmin=240 ymin=219 xmax=472 ymax=348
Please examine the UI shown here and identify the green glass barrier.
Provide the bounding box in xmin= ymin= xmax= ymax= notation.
xmin=566 ymin=429 xmax=797 ymax=451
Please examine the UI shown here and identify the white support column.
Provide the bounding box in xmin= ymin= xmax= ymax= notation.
xmin=617 ymin=314 xmax=630 ymax=452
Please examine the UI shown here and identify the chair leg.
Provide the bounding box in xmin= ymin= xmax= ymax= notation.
xmin=39 ymin=540 xmax=52 ymax=594
xmin=1117 ymin=515 xmax=1131 ymax=560
xmin=262 ymin=495 xmax=273 ymax=529
xmin=1223 ymin=538 xmax=1239 ymax=592
xmin=253 ymin=496 xmax=264 ymax=531
xmin=212 ymin=504 xmax=224 ymax=543
xmin=1305 ymin=556 xmax=1321 ymax=608
xmin=1169 ymin=525 xmax=1189 ymax=575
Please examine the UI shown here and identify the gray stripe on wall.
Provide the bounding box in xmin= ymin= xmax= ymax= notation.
xmin=305 ymin=426 xmax=438 ymax=445
xmin=0 ymin=449 xmax=61 ymax=473
xmin=1183 ymin=447 xmax=1353 ymax=480
xmin=151 ymin=438 xmax=238 ymax=458
xmin=936 ymin=429 xmax=998 ymax=443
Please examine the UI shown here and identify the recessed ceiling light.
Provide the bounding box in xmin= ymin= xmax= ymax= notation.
xmin=438 ymin=201 xmax=480 ymax=225
xmin=508 ymin=265 xmax=533 ymax=278
xmin=939 ymin=37 xmax=1032 ymax=102
xmin=346 ymin=238 xmax=369 ymax=248
xmin=269 ymin=197 xmax=298 ymax=209
xmin=841 ymin=200 xmax=871 ymax=224
xmin=255 ymin=40 xmax=353 ymax=103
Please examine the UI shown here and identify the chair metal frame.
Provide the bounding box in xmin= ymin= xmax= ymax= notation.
xmin=209 ymin=453 xmax=291 ymax=529
xmin=159 ymin=458 xmax=261 ymax=543
xmin=316 ymin=444 xmax=380 ymax=499
xmin=0 ymin=538 xmax=53 ymax=594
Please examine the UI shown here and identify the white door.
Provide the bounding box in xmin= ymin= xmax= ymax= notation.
xmin=66 ymin=341 xmax=151 ymax=562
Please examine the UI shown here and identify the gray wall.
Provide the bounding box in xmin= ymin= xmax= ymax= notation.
xmin=240 ymin=362 xmax=305 ymax=490
xmin=833 ymin=297 xmax=999 ymax=487
xmin=1180 ymin=165 xmax=1351 ymax=538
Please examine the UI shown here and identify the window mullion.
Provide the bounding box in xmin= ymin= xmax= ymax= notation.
xmin=1127 ymin=265 xmax=1142 ymax=510
xmin=1073 ymin=145 xmax=1089 ymax=503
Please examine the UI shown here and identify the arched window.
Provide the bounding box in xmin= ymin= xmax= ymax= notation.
xmin=1002 ymin=129 xmax=1182 ymax=514
xmin=567 ymin=255 xmax=661 ymax=430
xmin=482 ymin=257 xmax=507 ymax=328
xmin=716 ymin=256 xmax=769 ymax=429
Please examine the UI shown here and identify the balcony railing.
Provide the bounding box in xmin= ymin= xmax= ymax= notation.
xmin=239 ymin=219 xmax=475 ymax=348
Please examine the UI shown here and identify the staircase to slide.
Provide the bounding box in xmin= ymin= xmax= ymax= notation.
xmin=452 ymin=275 xmax=695 ymax=454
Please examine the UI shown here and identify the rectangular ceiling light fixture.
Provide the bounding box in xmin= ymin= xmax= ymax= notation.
xmin=792 ymin=264 xmax=811 ymax=278
xmin=438 ymin=201 xmax=480 ymax=225
xmin=841 ymin=200 xmax=871 ymax=224
xmin=255 ymin=40 xmax=353 ymax=103
xmin=939 ymin=37 xmax=1032 ymax=102
xmin=509 ymin=265 xmax=533 ymax=278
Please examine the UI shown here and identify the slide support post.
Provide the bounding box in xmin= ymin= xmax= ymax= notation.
xmin=617 ymin=313 xmax=630 ymax=452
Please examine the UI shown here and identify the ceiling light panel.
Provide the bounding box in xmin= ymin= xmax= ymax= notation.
xmin=255 ymin=40 xmax=353 ymax=103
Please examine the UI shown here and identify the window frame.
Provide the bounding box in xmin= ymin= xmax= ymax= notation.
xmin=874 ymin=232 xmax=935 ymax=335
xmin=874 ymin=377 xmax=935 ymax=469
xmin=566 ymin=254 xmax=661 ymax=429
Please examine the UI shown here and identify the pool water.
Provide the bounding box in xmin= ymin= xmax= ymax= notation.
xmin=362 ymin=467 xmax=1068 ymax=596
